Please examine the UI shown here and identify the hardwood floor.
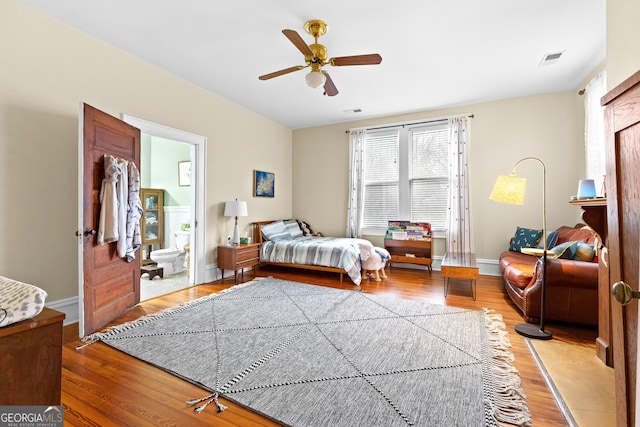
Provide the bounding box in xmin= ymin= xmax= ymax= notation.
xmin=62 ymin=266 xmax=597 ymax=426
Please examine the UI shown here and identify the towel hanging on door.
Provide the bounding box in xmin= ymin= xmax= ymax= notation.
xmin=124 ymin=161 xmax=143 ymax=262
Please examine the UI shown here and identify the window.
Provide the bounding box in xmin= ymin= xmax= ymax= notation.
xmin=584 ymin=70 xmax=607 ymax=194
xmin=362 ymin=121 xmax=449 ymax=234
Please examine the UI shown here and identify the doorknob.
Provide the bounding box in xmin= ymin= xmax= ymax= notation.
xmin=612 ymin=281 xmax=639 ymax=306
xmin=77 ymin=228 xmax=96 ymax=243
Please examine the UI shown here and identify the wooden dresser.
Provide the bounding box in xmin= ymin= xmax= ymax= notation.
xmin=0 ymin=307 xmax=65 ymax=405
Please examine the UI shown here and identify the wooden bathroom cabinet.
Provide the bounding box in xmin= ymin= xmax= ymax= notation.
xmin=141 ymin=188 xmax=164 ymax=265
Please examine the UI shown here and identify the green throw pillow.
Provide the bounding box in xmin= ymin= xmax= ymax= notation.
xmin=509 ymin=227 xmax=543 ymax=252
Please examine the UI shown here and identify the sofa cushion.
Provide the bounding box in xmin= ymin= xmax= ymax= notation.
xmin=574 ymin=242 xmax=596 ymax=262
xmin=537 ymin=231 xmax=559 ymax=249
xmin=508 ymin=227 xmax=543 ymax=252
xmin=550 ymin=241 xmax=579 ymax=259
xmin=555 ymin=225 xmax=595 ymax=245
xmin=499 ymin=251 xmax=536 ymax=290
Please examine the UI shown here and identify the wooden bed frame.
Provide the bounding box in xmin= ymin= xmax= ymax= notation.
xmin=251 ymin=220 xmax=347 ymax=283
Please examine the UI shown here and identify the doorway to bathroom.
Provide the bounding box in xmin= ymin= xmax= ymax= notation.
xmin=122 ymin=114 xmax=207 ymax=301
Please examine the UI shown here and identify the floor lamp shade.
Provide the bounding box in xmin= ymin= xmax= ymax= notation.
xmin=224 ymin=199 xmax=248 ymax=245
xmin=489 ymin=174 xmax=526 ymax=205
xmin=489 ymin=157 xmax=552 ymax=340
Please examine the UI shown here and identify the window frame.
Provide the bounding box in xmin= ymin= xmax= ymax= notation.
xmin=361 ymin=120 xmax=449 ymax=237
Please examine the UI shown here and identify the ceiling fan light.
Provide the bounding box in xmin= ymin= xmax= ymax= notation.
xmin=305 ymin=70 xmax=326 ymax=88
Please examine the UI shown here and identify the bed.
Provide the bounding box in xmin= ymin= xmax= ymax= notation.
xmin=252 ymin=220 xmax=375 ymax=285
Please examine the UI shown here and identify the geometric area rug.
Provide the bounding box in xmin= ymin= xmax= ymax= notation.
xmin=81 ymin=277 xmax=532 ymax=426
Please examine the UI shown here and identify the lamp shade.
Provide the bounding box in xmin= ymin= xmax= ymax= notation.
xmin=305 ymin=70 xmax=326 ymax=88
xmin=489 ymin=174 xmax=527 ymax=205
xmin=577 ymin=179 xmax=597 ymax=199
xmin=224 ymin=200 xmax=248 ymax=217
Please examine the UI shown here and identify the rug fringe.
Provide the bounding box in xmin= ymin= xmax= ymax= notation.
xmin=187 ymin=392 xmax=227 ymax=413
xmin=483 ymin=308 xmax=533 ymax=427
xmin=77 ymin=279 xmax=264 ymax=349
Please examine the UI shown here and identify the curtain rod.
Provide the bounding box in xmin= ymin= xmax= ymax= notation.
xmin=345 ymin=114 xmax=474 ymax=134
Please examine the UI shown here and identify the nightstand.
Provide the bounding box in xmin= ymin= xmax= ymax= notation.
xmin=217 ymin=243 xmax=261 ymax=283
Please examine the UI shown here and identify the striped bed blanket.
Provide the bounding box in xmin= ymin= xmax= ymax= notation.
xmin=260 ymin=236 xmax=369 ymax=285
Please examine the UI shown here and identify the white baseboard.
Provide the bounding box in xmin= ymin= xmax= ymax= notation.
xmin=46 ymin=296 xmax=79 ymax=326
xmin=46 ymin=259 xmax=501 ymax=327
xmin=395 ymin=256 xmax=501 ymax=277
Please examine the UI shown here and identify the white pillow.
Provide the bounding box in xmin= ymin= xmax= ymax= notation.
xmin=0 ymin=276 xmax=48 ymax=327
xmin=261 ymin=220 xmax=291 ymax=241
xmin=284 ymin=219 xmax=304 ymax=238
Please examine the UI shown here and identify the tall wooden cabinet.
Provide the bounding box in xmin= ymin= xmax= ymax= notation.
xmin=140 ymin=188 xmax=164 ymax=265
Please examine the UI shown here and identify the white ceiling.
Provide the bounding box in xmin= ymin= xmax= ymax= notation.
xmin=20 ymin=0 xmax=606 ymax=129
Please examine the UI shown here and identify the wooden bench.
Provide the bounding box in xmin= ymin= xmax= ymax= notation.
xmin=141 ymin=264 xmax=163 ymax=280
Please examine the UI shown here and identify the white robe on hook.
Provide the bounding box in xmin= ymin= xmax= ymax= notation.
xmin=97 ymin=155 xmax=122 ymax=245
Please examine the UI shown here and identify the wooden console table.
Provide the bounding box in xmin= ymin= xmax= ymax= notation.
xmin=0 ymin=307 xmax=65 ymax=405
xmin=569 ymin=197 xmax=611 ymax=366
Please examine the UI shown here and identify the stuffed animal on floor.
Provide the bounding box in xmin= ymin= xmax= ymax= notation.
xmin=360 ymin=246 xmax=390 ymax=282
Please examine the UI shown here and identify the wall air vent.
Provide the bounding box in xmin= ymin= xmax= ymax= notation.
xmin=539 ymin=51 xmax=565 ymax=66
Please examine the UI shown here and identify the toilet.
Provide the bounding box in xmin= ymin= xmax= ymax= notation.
xmin=150 ymin=229 xmax=191 ymax=276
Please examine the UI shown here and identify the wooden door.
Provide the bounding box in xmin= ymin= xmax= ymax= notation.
xmin=79 ymin=103 xmax=141 ymax=336
xmin=602 ymin=70 xmax=640 ymax=427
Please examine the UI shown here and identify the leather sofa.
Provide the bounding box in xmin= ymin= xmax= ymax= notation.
xmin=499 ymin=225 xmax=599 ymax=326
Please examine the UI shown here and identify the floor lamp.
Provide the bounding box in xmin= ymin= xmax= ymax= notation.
xmin=489 ymin=157 xmax=552 ymax=340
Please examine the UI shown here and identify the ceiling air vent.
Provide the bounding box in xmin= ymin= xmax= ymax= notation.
xmin=539 ymin=51 xmax=564 ymax=66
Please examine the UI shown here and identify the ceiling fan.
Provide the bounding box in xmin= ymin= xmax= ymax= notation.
xmin=258 ymin=20 xmax=382 ymax=96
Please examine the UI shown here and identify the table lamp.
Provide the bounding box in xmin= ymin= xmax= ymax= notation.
xmin=224 ymin=199 xmax=248 ymax=245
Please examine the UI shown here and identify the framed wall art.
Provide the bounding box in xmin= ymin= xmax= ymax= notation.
xmin=254 ymin=170 xmax=275 ymax=197
xmin=178 ymin=161 xmax=191 ymax=186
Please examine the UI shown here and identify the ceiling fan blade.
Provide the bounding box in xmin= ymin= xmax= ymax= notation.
xmin=323 ymin=72 xmax=339 ymax=97
xmin=330 ymin=54 xmax=382 ymax=66
xmin=259 ymin=66 xmax=305 ymax=81
xmin=282 ymin=29 xmax=314 ymax=57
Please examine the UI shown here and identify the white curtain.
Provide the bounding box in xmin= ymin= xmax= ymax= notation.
xmin=584 ymin=70 xmax=607 ymax=195
xmin=446 ymin=116 xmax=473 ymax=253
xmin=346 ymin=128 xmax=366 ymax=238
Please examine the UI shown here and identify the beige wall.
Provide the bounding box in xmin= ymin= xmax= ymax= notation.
xmin=0 ymin=1 xmax=292 ymax=301
xmin=607 ymin=0 xmax=640 ymax=89
xmin=293 ymin=90 xmax=586 ymax=261
xmin=4 ymin=0 xmax=622 ymax=303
